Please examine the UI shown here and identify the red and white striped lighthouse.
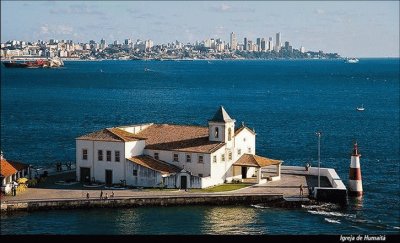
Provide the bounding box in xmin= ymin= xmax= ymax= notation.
xmin=348 ymin=142 xmax=363 ymax=196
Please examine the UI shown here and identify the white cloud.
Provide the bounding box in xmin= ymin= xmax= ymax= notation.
xmin=221 ymin=3 xmax=231 ymax=12
xmin=38 ymin=24 xmax=74 ymax=36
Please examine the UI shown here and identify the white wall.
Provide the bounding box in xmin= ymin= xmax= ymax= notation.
xmin=144 ymin=149 xmax=211 ymax=178
xmin=308 ymin=167 xmax=346 ymax=190
xmin=208 ymin=120 xmax=236 ymax=145
xmin=125 ymin=160 xmax=162 ymax=187
xmin=200 ymin=176 xmax=221 ymax=188
xmin=125 ymin=140 xmax=146 ymax=158
xmin=92 ymin=141 xmax=125 ymax=184
xmin=125 ymin=160 xmax=203 ymax=189
xmin=207 ymin=128 xmax=256 ymax=183
xmin=234 ymin=128 xmax=256 ymax=160
xmin=209 ymin=146 xmax=230 ymax=184
xmin=118 ymin=123 xmax=153 ymax=134
xmin=76 ymin=140 xmax=95 ymax=181
xmin=76 ymin=139 xmax=126 ymax=184
xmin=224 ymin=121 xmax=235 ymax=148
xmin=282 ymin=165 xmax=346 ymax=190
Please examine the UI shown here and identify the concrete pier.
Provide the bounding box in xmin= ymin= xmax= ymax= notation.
xmin=1 ymin=165 xmax=347 ymax=213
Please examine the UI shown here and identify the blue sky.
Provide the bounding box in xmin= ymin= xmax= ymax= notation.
xmin=1 ymin=1 xmax=398 ymax=57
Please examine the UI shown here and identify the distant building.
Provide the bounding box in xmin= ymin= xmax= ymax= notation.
xmin=275 ymin=32 xmax=281 ymax=52
xmin=256 ymin=38 xmax=261 ymax=52
xmin=100 ymin=39 xmax=107 ymax=49
xmin=284 ymin=41 xmax=290 ymax=51
xmin=243 ymin=37 xmax=248 ymax=51
xmin=247 ymin=40 xmax=253 ymax=51
xmin=204 ymin=39 xmax=211 ymax=48
xmin=49 ymin=39 xmax=58 ymax=45
xmin=268 ymin=37 xmax=273 ymax=51
xmin=300 ymin=46 xmax=306 ymax=53
xmin=75 ymin=106 xmax=282 ymax=189
xmin=210 ymin=39 xmax=216 ymax=49
xmin=230 ymin=32 xmax=237 ymax=51
xmin=145 ymin=40 xmax=153 ymax=51
xmin=58 ymin=49 xmax=68 ymax=57
xmin=124 ymin=39 xmax=132 ymax=45
xmin=261 ymin=38 xmax=266 ymax=52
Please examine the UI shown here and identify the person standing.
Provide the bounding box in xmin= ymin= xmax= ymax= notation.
xmin=86 ymin=192 xmax=90 ymax=199
xmin=100 ymin=190 xmax=103 ymax=199
xmin=300 ymin=184 xmax=304 ymax=196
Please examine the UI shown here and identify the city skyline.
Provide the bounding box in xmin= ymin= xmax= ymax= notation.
xmin=1 ymin=1 xmax=399 ymax=58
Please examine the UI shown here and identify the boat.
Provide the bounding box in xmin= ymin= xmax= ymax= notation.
xmin=345 ymin=58 xmax=359 ymax=64
xmin=2 ymin=61 xmax=29 ymax=68
xmin=356 ymin=104 xmax=365 ymax=111
xmin=2 ymin=57 xmax=64 ymax=68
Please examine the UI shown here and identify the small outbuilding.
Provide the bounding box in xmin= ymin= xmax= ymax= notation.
xmin=1 ymin=152 xmax=30 ymax=194
xmin=233 ymin=153 xmax=282 ymax=183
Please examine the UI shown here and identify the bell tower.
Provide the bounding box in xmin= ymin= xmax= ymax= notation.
xmin=208 ymin=106 xmax=235 ymax=143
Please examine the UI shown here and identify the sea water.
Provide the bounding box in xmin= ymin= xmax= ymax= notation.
xmin=1 ymin=59 xmax=399 ymax=234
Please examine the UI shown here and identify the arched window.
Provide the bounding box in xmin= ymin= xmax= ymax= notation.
xmin=215 ymin=127 xmax=219 ymax=138
xmin=228 ymin=128 xmax=232 ymax=141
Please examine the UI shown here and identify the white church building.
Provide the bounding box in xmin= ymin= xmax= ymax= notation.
xmin=75 ymin=106 xmax=282 ymax=189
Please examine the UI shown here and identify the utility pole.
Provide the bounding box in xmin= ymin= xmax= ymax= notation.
xmin=316 ymin=131 xmax=322 ymax=187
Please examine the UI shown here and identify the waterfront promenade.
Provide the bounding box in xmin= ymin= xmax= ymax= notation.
xmin=0 ymin=167 xmax=333 ymax=212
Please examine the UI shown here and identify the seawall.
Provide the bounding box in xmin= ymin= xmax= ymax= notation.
xmin=1 ymin=193 xmax=312 ymax=213
xmin=279 ymin=166 xmax=348 ymax=204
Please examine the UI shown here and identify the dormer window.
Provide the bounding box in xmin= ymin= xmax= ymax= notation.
xmin=228 ymin=127 xmax=232 ymax=141
xmin=214 ymin=127 xmax=219 ymax=138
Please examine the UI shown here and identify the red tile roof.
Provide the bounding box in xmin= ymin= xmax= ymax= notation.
xmin=1 ymin=158 xmax=28 ymax=178
xmin=127 ymin=155 xmax=181 ymax=175
xmin=233 ymin=154 xmax=282 ymax=167
xmin=76 ymin=128 xmax=144 ymax=142
xmin=77 ymin=123 xmax=227 ymax=153
xmin=135 ymin=124 xmax=225 ymax=153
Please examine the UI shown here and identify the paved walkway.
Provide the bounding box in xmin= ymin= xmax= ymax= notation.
xmin=1 ymin=169 xmax=331 ymax=203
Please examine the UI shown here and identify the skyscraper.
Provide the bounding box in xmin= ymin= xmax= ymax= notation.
xmin=100 ymin=38 xmax=106 ymax=49
xmin=285 ymin=41 xmax=290 ymax=50
xmin=261 ymin=38 xmax=266 ymax=51
xmin=247 ymin=40 xmax=253 ymax=51
xmin=268 ymin=37 xmax=273 ymax=51
xmin=244 ymin=37 xmax=248 ymax=51
xmin=230 ymin=32 xmax=237 ymax=51
xmin=124 ymin=39 xmax=132 ymax=45
xmin=275 ymin=32 xmax=281 ymax=52
xmin=256 ymin=38 xmax=261 ymax=52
